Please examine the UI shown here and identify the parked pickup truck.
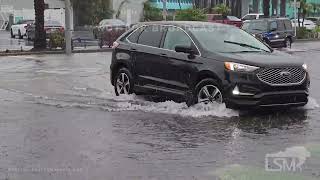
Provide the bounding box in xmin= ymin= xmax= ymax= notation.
xmin=10 ymin=20 xmax=34 ymax=39
xmin=207 ymin=14 xmax=243 ymax=28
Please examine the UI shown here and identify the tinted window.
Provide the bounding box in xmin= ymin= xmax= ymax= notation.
xmin=277 ymin=20 xmax=285 ymax=31
xmin=243 ymin=15 xmax=256 ymax=20
xmin=270 ymin=21 xmax=278 ymax=31
xmin=163 ymin=27 xmax=192 ymax=51
xmin=284 ymin=20 xmax=292 ymax=30
xmin=190 ymin=26 xmax=271 ymax=53
xmin=227 ymin=16 xmax=241 ymax=21
xmin=127 ymin=26 xmax=145 ymax=43
xmin=242 ymin=21 xmax=268 ymax=32
xmin=137 ymin=26 xmax=164 ymax=47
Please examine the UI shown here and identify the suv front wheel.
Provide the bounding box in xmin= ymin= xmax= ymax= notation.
xmin=114 ymin=68 xmax=133 ymax=96
xmin=188 ymin=78 xmax=224 ymax=106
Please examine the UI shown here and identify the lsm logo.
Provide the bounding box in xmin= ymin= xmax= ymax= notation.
xmin=265 ymin=146 xmax=311 ymax=172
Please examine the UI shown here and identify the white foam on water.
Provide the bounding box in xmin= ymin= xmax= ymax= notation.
xmin=304 ymin=97 xmax=319 ymax=110
xmin=112 ymin=95 xmax=239 ymax=118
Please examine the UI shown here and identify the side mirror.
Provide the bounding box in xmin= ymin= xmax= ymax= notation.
xmin=175 ymin=45 xmax=194 ymax=54
xmin=175 ymin=45 xmax=196 ymax=59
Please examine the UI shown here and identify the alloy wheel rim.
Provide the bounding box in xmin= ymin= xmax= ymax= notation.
xmin=116 ymin=73 xmax=130 ymax=95
xmin=198 ymin=85 xmax=223 ymax=104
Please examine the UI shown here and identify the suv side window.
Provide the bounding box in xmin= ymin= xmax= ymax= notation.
xmin=163 ymin=26 xmax=193 ymax=51
xmin=277 ymin=20 xmax=285 ymax=31
xmin=127 ymin=26 xmax=145 ymax=43
xmin=137 ymin=25 xmax=164 ymax=48
xmin=270 ymin=21 xmax=278 ymax=31
xmin=284 ymin=20 xmax=292 ymax=30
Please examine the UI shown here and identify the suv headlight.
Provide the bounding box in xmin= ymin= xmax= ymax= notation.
xmin=225 ymin=62 xmax=260 ymax=72
xmin=302 ymin=63 xmax=308 ymax=71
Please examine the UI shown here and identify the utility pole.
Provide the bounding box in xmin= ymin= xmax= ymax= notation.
xmin=65 ymin=0 xmax=72 ymax=55
xmin=294 ymin=0 xmax=297 ymax=37
xmin=162 ymin=0 xmax=167 ymax=21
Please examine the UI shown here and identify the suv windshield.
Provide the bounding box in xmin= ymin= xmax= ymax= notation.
xmin=189 ymin=26 xmax=271 ymax=53
xmin=242 ymin=21 xmax=268 ymax=32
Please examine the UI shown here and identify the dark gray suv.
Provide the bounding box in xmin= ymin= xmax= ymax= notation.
xmin=242 ymin=18 xmax=294 ymax=48
xmin=110 ymin=21 xmax=309 ymax=109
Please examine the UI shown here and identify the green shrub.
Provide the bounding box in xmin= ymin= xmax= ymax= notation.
xmin=48 ymin=32 xmax=65 ymax=49
xmin=143 ymin=1 xmax=163 ymax=21
xmin=212 ymin=4 xmax=231 ymax=17
xmin=297 ymin=27 xmax=310 ymax=39
xmin=175 ymin=9 xmax=207 ymax=21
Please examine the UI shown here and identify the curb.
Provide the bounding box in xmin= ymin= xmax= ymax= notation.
xmin=296 ymin=39 xmax=320 ymax=42
xmin=0 ymin=48 xmax=113 ymax=57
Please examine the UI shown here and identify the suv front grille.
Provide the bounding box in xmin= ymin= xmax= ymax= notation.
xmin=257 ymin=67 xmax=306 ymax=86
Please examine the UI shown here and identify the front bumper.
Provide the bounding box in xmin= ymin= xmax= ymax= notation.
xmin=223 ymin=70 xmax=310 ymax=109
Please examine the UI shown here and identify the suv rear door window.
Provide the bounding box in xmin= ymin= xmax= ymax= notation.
xmin=284 ymin=20 xmax=292 ymax=30
xmin=277 ymin=20 xmax=285 ymax=31
xmin=270 ymin=21 xmax=278 ymax=31
xmin=127 ymin=26 xmax=145 ymax=43
xmin=137 ymin=25 xmax=165 ymax=48
xmin=163 ymin=26 xmax=193 ymax=51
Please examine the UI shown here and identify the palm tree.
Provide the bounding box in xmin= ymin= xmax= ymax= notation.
xmin=263 ymin=0 xmax=270 ymax=17
xmin=213 ymin=3 xmax=231 ymax=17
xmin=33 ymin=0 xmax=46 ymax=49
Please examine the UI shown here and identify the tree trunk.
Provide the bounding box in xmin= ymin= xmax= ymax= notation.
xmin=33 ymin=0 xmax=46 ymax=49
xmin=263 ymin=0 xmax=270 ymax=18
xmin=280 ymin=0 xmax=286 ymax=17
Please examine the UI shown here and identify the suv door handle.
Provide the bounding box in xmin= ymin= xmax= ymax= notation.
xmin=130 ymin=48 xmax=137 ymax=51
xmin=159 ymin=53 xmax=168 ymax=57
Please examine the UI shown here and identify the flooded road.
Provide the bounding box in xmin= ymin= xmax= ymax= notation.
xmin=0 ymin=42 xmax=320 ymax=180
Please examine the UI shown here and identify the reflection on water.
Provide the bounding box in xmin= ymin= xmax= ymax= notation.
xmin=237 ymin=109 xmax=308 ymax=134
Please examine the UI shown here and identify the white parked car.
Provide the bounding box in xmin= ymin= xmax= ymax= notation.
xmin=241 ymin=13 xmax=265 ymax=21
xmin=10 ymin=20 xmax=34 ymax=39
xmin=291 ymin=19 xmax=316 ymax=30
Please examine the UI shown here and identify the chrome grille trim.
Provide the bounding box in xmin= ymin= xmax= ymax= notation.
xmin=256 ymin=67 xmax=306 ymax=86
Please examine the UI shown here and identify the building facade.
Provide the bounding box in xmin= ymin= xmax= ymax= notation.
xmin=0 ymin=0 xmax=69 ymax=30
xmin=247 ymin=0 xmax=320 ymax=18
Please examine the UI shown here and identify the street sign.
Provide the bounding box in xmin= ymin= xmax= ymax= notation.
xmin=290 ymin=1 xmax=301 ymax=8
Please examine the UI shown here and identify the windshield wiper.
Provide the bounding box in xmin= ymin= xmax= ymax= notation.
xmin=224 ymin=40 xmax=269 ymax=52
xmin=251 ymin=28 xmax=264 ymax=31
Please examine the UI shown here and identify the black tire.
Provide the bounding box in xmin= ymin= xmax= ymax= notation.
xmin=98 ymin=39 xmax=103 ymax=48
xmin=187 ymin=78 xmax=223 ymax=106
xmin=114 ymin=68 xmax=134 ymax=96
xmin=10 ymin=29 xmax=15 ymax=38
xmin=284 ymin=37 xmax=292 ymax=48
xmin=18 ymin=30 xmax=23 ymax=39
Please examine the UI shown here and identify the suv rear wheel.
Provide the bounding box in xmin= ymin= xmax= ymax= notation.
xmin=188 ymin=78 xmax=223 ymax=106
xmin=114 ymin=68 xmax=133 ymax=96
xmin=284 ymin=37 xmax=292 ymax=48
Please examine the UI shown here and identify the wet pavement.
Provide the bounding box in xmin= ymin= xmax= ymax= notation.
xmin=0 ymin=42 xmax=320 ymax=180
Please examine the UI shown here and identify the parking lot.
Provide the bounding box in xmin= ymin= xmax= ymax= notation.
xmin=0 ymin=41 xmax=320 ymax=179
